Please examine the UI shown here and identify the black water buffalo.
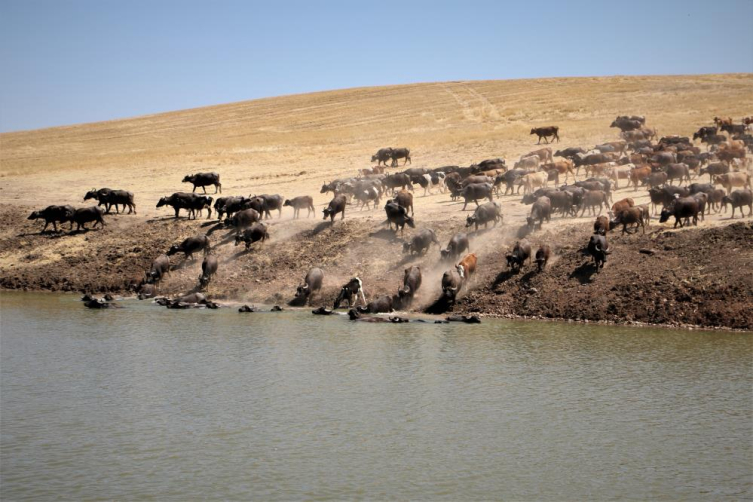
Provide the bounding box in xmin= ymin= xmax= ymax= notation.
xmin=647 ymin=186 xmax=689 ymax=214
xmin=440 ymin=233 xmax=470 ymax=261
xmin=547 ymin=190 xmax=574 ymax=216
xmin=284 ymin=196 xmax=315 ymax=218
xmin=390 ymin=148 xmax=411 ymax=167
xmin=554 ymin=147 xmax=585 ymax=159
xmin=659 ymin=197 xmax=700 ymax=228
xmin=531 ymin=126 xmax=560 ymax=144
xmin=498 ymin=169 xmax=528 ymax=195
xmin=398 ymin=265 xmax=422 ymax=304
xmin=699 ymin=162 xmax=729 ymax=182
xmin=402 ymin=228 xmax=439 ymax=255
xmin=72 ymin=207 xmax=105 ymax=231
xmin=334 ymin=277 xmax=366 ymax=309
xmin=84 ymin=188 xmax=136 ymax=214
xmin=506 ymin=240 xmax=532 ymax=272
xmin=234 ymin=223 xmax=269 ymax=249
xmin=146 ymin=254 xmax=170 ymax=285
xmin=720 ymin=123 xmax=747 ymax=136
xmin=721 ymin=189 xmax=753 ymax=218
xmin=250 ymin=194 xmax=284 ymax=219
xmin=527 ymin=196 xmax=551 ymax=229
xmin=384 ymin=201 xmax=415 ymax=234
xmin=587 ymin=234 xmax=611 ymax=270
xmin=371 ymin=148 xmax=393 ymax=166
xmin=323 ymin=194 xmax=347 ymax=221
xmin=578 ymin=190 xmax=609 ymax=217
xmin=644 ymin=171 xmax=668 ymax=189
xmin=226 ymin=208 xmax=261 ymax=233
xmin=157 ymin=193 xmax=213 ymax=219
xmin=182 ymin=172 xmax=221 ymax=193
xmin=27 ymin=205 xmax=75 ymax=232
xmin=693 ymin=126 xmax=718 ymax=141
xmin=214 ymin=196 xmax=255 ymax=221
xmin=383 ymin=173 xmax=412 ymax=194
xmin=664 ymin=163 xmax=691 ymax=185
xmin=199 ymin=254 xmax=218 ymax=288
xmin=461 ymin=183 xmax=493 ymax=210
xmin=295 ymin=267 xmax=324 ymax=305
xmin=535 ymin=244 xmax=551 ymax=272
xmin=441 ymin=268 xmax=464 ymax=304
xmin=465 ymin=201 xmax=502 ymax=231
xmin=167 ymin=234 xmax=211 ymax=260
xmin=358 ymin=295 xmax=394 ymax=314
xmin=610 ymin=118 xmax=642 ymax=132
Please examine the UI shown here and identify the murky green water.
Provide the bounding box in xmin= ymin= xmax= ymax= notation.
xmin=1 ymin=292 xmax=751 ymax=500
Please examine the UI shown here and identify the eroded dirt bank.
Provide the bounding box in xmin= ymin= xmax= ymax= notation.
xmin=1 ymin=203 xmax=751 ymax=331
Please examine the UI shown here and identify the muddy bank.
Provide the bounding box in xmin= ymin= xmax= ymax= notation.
xmin=1 ymin=203 xmax=751 ymax=331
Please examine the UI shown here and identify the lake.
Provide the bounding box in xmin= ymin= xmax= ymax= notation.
xmin=1 ymin=292 xmax=751 ymax=500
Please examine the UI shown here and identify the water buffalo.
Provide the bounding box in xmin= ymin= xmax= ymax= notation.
xmin=535 ymin=244 xmax=551 ymax=272
xmin=531 ymin=126 xmax=560 ymax=144
xmin=506 ymin=240 xmax=532 ymax=272
xmin=283 ymin=196 xmax=315 ymax=218
xmin=182 ymin=172 xmax=221 ymax=193
xmin=27 ymin=205 xmax=75 ymax=232
xmin=84 ymin=188 xmax=136 ymax=214
xmin=390 ymin=147 xmax=411 ymax=167
xmin=250 ymin=194 xmax=284 ymax=219
xmin=554 ymin=147 xmax=585 ymax=159
xmin=659 ymin=197 xmax=700 ymax=228
xmin=579 ymin=190 xmax=609 ymax=217
xmin=587 ymin=234 xmax=611 ymax=270
xmin=234 ymin=223 xmax=269 ymax=249
xmin=721 ymin=189 xmax=753 ymax=218
xmin=398 ymin=265 xmax=422 ymax=305
xmin=323 ymin=195 xmax=347 ymax=221
xmin=199 ymin=254 xmax=218 ymax=289
xmin=439 ymin=233 xmax=469 ymax=262
xmin=664 ymin=163 xmax=691 ymax=185
xmin=334 ymin=277 xmax=366 ymax=309
xmin=372 ymin=148 xmax=393 ymax=166
xmin=146 ymin=254 xmax=170 ymax=285
xmin=383 ymin=173 xmax=412 ymax=194
xmin=357 ymin=295 xmax=394 ymax=314
xmin=527 ymin=196 xmax=551 ymax=229
xmin=167 ymin=234 xmax=211 ymax=260
xmin=72 ymin=207 xmax=105 ymax=231
xmin=402 ymin=228 xmax=439 ymax=255
xmin=460 ymin=183 xmax=493 ymax=210
xmin=226 ymin=208 xmax=261 ymax=234
xmin=157 ymin=193 xmax=213 ymax=219
xmin=441 ymin=268 xmax=464 ymax=304
xmin=384 ymin=201 xmax=415 ymax=234
xmin=465 ymin=201 xmax=502 ymax=231
xmin=295 ymin=267 xmax=324 ymax=305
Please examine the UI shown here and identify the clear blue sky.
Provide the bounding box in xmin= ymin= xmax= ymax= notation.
xmin=1 ymin=0 xmax=752 ymax=132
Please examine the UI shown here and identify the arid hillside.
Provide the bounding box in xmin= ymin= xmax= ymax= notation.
xmin=1 ymin=74 xmax=752 ymax=329
xmin=1 ymin=74 xmax=752 ymax=211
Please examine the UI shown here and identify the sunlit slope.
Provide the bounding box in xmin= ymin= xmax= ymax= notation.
xmin=1 ymin=74 xmax=751 ymax=210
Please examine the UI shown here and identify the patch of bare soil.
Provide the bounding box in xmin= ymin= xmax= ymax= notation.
xmin=455 ymin=222 xmax=753 ymax=331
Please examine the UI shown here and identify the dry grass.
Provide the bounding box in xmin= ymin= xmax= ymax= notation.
xmin=1 ymin=74 xmax=752 ymax=214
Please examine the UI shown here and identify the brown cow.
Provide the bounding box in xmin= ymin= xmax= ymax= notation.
xmin=541 ymin=159 xmax=575 ymax=183
xmin=611 ymin=198 xmax=635 ymax=214
xmin=629 ymin=166 xmax=652 ymax=191
xmin=456 ymin=253 xmax=477 ymax=285
xmin=715 ymin=172 xmax=752 ymax=195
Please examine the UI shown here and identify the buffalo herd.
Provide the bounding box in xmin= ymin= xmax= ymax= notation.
xmin=27 ymin=115 xmax=753 ymax=316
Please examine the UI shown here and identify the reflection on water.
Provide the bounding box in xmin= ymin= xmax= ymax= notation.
xmin=1 ymin=292 xmax=751 ymax=500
